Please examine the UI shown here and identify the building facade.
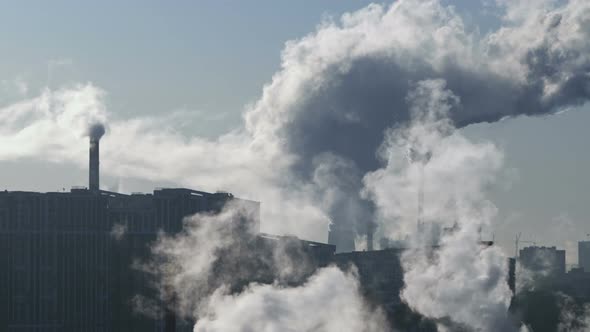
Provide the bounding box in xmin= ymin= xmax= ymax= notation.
xmin=519 ymin=246 xmax=566 ymax=279
xmin=0 ymin=188 xmax=259 ymax=332
xmin=578 ymin=241 xmax=590 ymax=273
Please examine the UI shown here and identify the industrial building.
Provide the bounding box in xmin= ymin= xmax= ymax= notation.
xmin=0 ymin=129 xmax=259 ymax=332
xmin=0 ymin=189 xmax=259 ymax=332
xmin=0 ymin=126 xmax=523 ymax=331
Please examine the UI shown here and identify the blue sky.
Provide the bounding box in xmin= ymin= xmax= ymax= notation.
xmin=1 ymin=0 xmax=589 ymax=262
xmin=1 ymin=1 xmax=377 ymax=130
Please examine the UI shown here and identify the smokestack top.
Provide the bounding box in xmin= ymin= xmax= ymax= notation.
xmin=88 ymin=122 xmax=103 ymax=192
xmin=88 ymin=123 xmax=105 ymax=141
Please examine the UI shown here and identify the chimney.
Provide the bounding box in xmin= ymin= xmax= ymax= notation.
xmin=89 ymin=136 xmax=100 ymax=192
xmin=87 ymin=123 xmax=105 ymax=193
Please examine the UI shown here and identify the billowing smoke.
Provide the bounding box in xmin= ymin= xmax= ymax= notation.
xmin=139 ymin=202 xmax=388 ymax=331
xmin=193 ymin=266 xmax=387 ymax=332
xmin=87 ymin=122 xmax=105 ymax=141
xmin=363 ymin=79 xmax=516 ymax=330
xmin=242 ymin=0 xmax=590 ymax=246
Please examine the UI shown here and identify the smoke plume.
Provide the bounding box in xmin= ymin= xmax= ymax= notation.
xmin=141 ymin=202 xmax=388 ymax=331
xmin=87 ymin=122 xmax=105 ymax=141
xmin=242 ymin=0 xmax=590 ymax=245
xmin=193 ymin=266 xmax=387 ymax=332
xmin=363 ymin=79 xmax=516 ymax=330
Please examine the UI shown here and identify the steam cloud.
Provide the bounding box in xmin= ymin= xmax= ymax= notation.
xmin=1 ymin=0 xmax=590 ymax=330
xmin=363 ymin=79 xmax=515 ymax=330
xmin=140 ymin=202 xmax=388 ymax=331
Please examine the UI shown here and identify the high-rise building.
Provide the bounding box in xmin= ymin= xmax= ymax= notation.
xmin=579 ymin=241 xmax=590 ymax=272
xmin=519 ymin=246 xmax=566 ymax=278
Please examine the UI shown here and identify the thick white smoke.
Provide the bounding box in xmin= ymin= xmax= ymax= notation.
xmin=142 ymin=202 xmax=388 ymax=332
xmin=363 ymin=80 xmax=515 ymax=330
xmin=193 ymin=266 xmax=387 ymax=332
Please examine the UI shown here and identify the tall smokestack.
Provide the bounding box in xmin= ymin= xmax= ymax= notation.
xmin=88 ymin=123 xmax=105 ymax=193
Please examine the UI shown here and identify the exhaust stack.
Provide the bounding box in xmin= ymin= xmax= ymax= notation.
xmin=88 ymin=123 xmax=105 ymax=193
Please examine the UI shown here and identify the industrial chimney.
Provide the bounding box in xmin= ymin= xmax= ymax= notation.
xmin=88 ymin=123 xmax=105 ymax=193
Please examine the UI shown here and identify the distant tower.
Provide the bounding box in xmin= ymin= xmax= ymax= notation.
xmin=88 ymin=123 xmax=105 ymax=192
xmin=579 ymin=240 xmax=590 ymax=272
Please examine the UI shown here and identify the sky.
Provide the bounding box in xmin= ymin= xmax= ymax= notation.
xmin=1 ymin=0 xmax=589 ymax=264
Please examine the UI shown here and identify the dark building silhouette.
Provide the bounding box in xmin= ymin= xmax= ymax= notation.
xmin=0 ymin=133 xmax=260 ymax=332
xmin=508 ymin=257 xmax=516 ymax=294
xmin=557 ymin=267 xmax=590 ymax=300
xmin=332 ymin=249 xmax=439 ymax=331
xmin=519 ymin=246 xmax=566 ymax=278
xmin=333 ymin=249 xmax=405 ymax=312
xmin=327 ymin=222 xmax=355 ymax=253
xmin=578 ymin=241 xmax=590 ymax=273
xmin=0 ymin=187 xmax=259 ymax=332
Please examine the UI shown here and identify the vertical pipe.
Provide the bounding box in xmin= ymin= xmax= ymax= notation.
xmin=89 ymin=138 xmax=100 ymax=192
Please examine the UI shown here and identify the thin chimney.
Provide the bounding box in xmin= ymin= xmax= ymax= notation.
xmin=89 ymin=136 xmax=100 ymax=192
xmin=87 ymin=123 xmax=104 ymax=193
